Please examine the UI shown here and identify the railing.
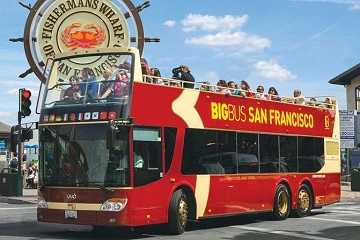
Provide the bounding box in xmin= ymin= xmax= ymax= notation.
xmin=142 ymin=75 xmax=337 ymax=110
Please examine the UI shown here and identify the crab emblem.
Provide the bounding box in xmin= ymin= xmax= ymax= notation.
xmin=61 ymin=23 xmax=106 ymax=51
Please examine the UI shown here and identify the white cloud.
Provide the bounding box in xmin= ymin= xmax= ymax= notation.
xmin=349 ymin=3 xmax=360 ymax=9
xmin=253 ymin=61 xmax=297 ymax=82
xmin=163 ymin=20 xmax=176 ymax=27
xmin=205 ymin=71 xmax=219 ymax=81
xmin=294 ymin=0 xmax=360 ymax=10
xmin=179 ymin=14 xmax=270 ymax=57
xmin=185 ymin=31 xmax=271 ymax=54
xmin=181 ymin=14 xmax=248 ymax=32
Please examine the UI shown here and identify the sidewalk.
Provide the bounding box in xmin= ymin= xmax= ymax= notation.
xmin=340 ymin=181 xmax=360 ymax=198
xmin=0 ymin=188 xmax=37 ymax=204
xmin=1 ymin=182 xmax=360 ymax=205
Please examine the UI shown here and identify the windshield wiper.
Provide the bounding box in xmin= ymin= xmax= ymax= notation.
xmin=87 ymin=182 xmax=114 ymax=193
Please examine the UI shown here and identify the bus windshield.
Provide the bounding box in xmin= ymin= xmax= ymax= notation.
xmin=40 ymin=124 xmax=130 ymax=188
xmin=40 ymin=51 xmax=134 ymax=123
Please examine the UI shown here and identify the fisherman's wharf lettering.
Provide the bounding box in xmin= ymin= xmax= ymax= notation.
xmin=37 ymin=0 xmax=130 ymax=79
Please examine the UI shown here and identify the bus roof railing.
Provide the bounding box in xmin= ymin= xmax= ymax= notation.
xmin=142 ymin=75 xmax=337 ymax=110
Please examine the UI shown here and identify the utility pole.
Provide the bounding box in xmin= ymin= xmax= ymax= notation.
xmin=16 ymin=88 xmax=32 ymax=196
xmin=17 ymin=89 xmax=23 ymax=197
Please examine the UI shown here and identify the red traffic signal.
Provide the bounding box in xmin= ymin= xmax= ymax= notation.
xmin=22 ymin=90 xmax=31 ymax=99
xmin=20 ymin=89 xmax=32 ymax=117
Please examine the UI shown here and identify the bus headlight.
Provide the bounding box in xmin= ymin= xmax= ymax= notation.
xmin=37 ymin=196 xmax=48 ymax=209
xmin=100 ymin=198 xmax=127 ymax=212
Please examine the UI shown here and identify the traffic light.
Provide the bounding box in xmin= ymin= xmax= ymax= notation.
xmin=21 ymin=129 xmax=33 ymax=142
xmin=20 ymin=89 xmax=31 ymax=117
xmin=10 ymin=125 xmax=18 ymax=152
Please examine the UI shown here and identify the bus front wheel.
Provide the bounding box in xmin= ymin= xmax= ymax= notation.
xmin=168 ymin=189 xmax=188 ymax=235
xmin=272 ymin=184 xmax=290 ymax=220
xmin=293 ymin=184 xmax=313 ymax=217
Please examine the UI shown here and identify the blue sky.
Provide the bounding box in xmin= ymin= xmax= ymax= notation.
xmin=1 ymin=0 xmax=360 ymax=126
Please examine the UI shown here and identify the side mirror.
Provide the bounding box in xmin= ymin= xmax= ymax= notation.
xmin=106 ymin=120 xmax=118 ymax=149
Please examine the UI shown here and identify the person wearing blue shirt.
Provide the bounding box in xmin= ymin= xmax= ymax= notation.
xmin=77 ymin=67 xmax=99 ymax=100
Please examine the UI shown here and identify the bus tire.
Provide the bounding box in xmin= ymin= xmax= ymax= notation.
xmin=272 ymin=184 xmax=290 ymax=220
xmin=168 ymin=189 xmax=188 ymax=235
xmin=293 ymin=184 xmax=312 ymax=217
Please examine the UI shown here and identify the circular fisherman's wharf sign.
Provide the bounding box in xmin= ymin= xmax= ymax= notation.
xmin=23 ymin=0 xmax=145 ymax=82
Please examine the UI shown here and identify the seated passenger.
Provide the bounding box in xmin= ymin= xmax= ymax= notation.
xmin=228 ymin=81 xmax=240 ymax=95
xmin=200 ymin=83 xmax=211 ymax=91
xmin=216 ymin=79 xmax=231 ymax=95
xmin=293 ymin=89 xmax=305 ymax=105
xmin=114 ymin=71 xmax=130 ymax=97
xmin=255 ymin=85 xmax=268 ymax=100
xmin=268 ymin=87 xmax=281 ymax=101
xmin=62 ymin=76 xmax=79 ymax=100
xmin=324 ymin=97 xmax=333 ymax=109
xmin=240 ymin=80 xmax=255 ymax=97
xmin=307 ymin=97 xmax=317 ymax=106
xmin=99 ymin=68 xmax=114 ymax=99
xmin=150 ymin=68 xmax=164 ymax=85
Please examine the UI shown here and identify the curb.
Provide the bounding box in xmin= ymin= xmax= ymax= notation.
xmin=0 ymin=196 xmax=37 ymax=204
xmin=341 ymin=181 xmax=351 ymax=186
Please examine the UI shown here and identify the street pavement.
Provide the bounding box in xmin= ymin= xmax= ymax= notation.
xmin=0 ymin=181 xmax=359 ymax=205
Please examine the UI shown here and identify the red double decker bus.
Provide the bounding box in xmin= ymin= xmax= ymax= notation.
xmin=37 ymin=47 xmax=340 ymax=234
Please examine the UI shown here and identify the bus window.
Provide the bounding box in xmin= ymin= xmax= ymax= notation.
xmin=182 ymin=129 xmax=218 ymax=175
xmin=298 ymin=137 xmax=325 ymax=172
xmin=279 ymin=136 xmax=297 ymax=172
xmin=133 ymin=127 xmax=162 ymax=187
xmin=164 ymin=127 xmax=177 ymax=174
xmin=104 ymin=126 xmax=130 ymax=187
xmin=259 ymin=134 xmax=279 ymax=173
xmin=237 ymin=133 xmax=259 ymax=174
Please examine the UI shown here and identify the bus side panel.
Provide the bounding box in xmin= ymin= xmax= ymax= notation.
xmin=127 ymin=175 xmax=197 ymax=226
xmin=199 ymin=175 xmax=279 ymax=217
xmin=324 ymin=172 xmax=341 ymax=205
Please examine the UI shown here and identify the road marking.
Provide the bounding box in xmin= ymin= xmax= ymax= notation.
xmin=231 ymin=226 xmax=334 ymax=240
xmin=0 ymin=207 xmax=36 ymax=211
xmin=307 ymin=217 xmax=360 ymax=225
xmin=322 ymin=210 xmax=360 ymax=215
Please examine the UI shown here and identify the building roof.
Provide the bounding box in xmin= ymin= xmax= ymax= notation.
xmin=0 ymin=122 xmax=11 ymax=133
xmin=329 ymin=63 xmax=360 ymax=85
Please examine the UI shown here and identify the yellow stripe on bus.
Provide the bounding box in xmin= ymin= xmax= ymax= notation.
xmin=172 ymin=90 xmax=204 ymax=128
xmin=195 ymin=175 xmax=210 ymax=218
xmin=47 ymin=202 xmax=102 ymax=211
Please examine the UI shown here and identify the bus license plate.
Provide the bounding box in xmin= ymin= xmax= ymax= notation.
xmin=65 ymin=210 xmax=77 ymax=219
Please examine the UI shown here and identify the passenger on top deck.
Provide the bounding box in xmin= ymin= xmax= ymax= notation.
xmin=62 ymin=75 xmax=79 ymax=100
xmin=255 ymin=85 xmax=268 ymax=100
xmin=324 ymin=97 xmax=333 ymax=109
xmin=216 ymin=79 xmax=231 ymax=95
xmin=98 ymin=68 xmax=114 ymax=99
xmin=180 ymin=64 xmax=195 ymax=89
xmin=268 ymin=87 xmax=281 ymax=101
xmin=239 ymin=80 xmax=255 ymax=97
xmin=293 ymin=89 xmax=305 ymax=105
xmin=114 ymin=70 xmax=130 ymax=97
xmin=150 ymin=68 xmax=164 ymax=85
xmin=228 ymin=81 xmax=240 ymax=95
xmin=77 ymin=68 xmax=98 ymax=100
